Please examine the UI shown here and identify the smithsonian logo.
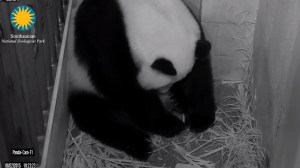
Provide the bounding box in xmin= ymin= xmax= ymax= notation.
xmin=10 ymin=5 xmax=36 ymax=31
xmin=1 ymin=5 xmax=45 ymax=44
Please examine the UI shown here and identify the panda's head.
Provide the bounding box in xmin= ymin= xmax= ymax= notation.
xmin=134 ymin=43 xmax=197 ymax=93
xmin=118 ymin=0 xmax=201 ymax=93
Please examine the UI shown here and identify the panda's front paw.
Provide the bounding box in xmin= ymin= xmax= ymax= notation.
xmin=126 ymin=135 xmax=152 ymax=161
xmin=153 ymin=115 xmax=186 ymax=137
xmin=189 ymin=114 xmax=215 ymax=133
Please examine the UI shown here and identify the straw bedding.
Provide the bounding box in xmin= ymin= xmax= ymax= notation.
xmin=62 ymin=61 xmax=267 ymax=168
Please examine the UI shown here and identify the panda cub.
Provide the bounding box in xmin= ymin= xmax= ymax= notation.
xmin=69 ymin=0 xmax=215 ymax=160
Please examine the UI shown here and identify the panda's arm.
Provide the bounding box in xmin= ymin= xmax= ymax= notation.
xmin=187 ymin=58 xmax=216 ymax=132
xmin=170 ymin=40 xmax=216 ymax=133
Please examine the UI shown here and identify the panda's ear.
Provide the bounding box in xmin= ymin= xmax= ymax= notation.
xmin=195 ymin=39 xmax=211 ymax=60
xmin=151 ymin=58 xmax=177 ymax=76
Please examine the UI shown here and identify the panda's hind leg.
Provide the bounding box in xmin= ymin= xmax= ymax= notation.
xmin=68 ymin=91 xmax=152 ymax=161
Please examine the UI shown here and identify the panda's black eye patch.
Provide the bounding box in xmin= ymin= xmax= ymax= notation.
xmin=151 ymin=58 xmax=177 ymax=76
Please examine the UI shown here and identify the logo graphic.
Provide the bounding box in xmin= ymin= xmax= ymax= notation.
xmin=10 ymin=5 xmax=36 ymax=31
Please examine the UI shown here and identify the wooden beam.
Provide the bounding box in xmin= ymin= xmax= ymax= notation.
xmin=39 ymin=0 xmax=74 ymax=167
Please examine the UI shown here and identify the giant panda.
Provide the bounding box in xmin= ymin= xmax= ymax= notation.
xmin=68 ymin=0 xmax=216 ymax=161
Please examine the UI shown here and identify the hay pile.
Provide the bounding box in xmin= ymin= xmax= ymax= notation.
xmin=62 ymin=64 xmax=267 ymax=168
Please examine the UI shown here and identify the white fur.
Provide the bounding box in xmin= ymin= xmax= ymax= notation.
xmin=118 ymin=0 xmax=200 ymax=90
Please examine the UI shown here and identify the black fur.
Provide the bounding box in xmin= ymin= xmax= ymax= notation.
xmin=68 ymin=91 xmax=152 ymax=160
xmin=70 ymin=0 xmax=215 ymax=160
xmin=170 ymin=39 xmax=215 ymax=133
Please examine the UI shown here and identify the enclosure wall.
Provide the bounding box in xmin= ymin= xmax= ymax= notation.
xmin=0 ymin=1 xmax=66 ymax=164
xmin=185 ymin=0 xmax=259 ymax=82
xmin=253 ymin=0 xmax=300 ymax=167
